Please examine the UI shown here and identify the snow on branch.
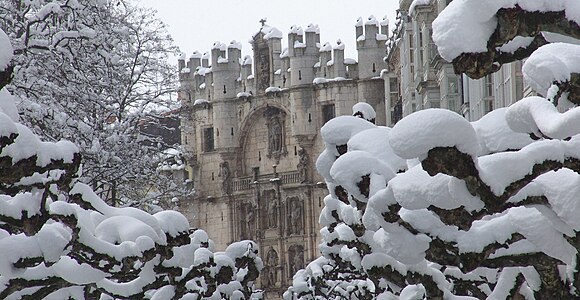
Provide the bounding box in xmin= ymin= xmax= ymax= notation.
xmin=0 ymin=29 xmax=262 ymax=299
xmin=432 ymin=0 xmax=580 ymax=79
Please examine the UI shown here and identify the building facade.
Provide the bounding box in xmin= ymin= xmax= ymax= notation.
xmin=384 ymin=0 xmax=526 ymax=125
xmin=177 ymin=19 xmax=387 ymax=298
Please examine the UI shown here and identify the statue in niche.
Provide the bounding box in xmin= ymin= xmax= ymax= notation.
xmin=265 ymin=247 xmax=278 ymax=286
xmin=246 ymin=205 xmax=255 ymax=239
xmin=219 ymin=161 xmax=232 ymax=195
xmin=297 ymin=147 xmax=309 ymax=183
xmin=289 ymin=245 xmax=304 ymax=275
xmin=267 ymin=195 xmax=278 ymax=228
xmin=258 ymin=48 xmax=270 ymax=91
xmin=269 ymin=118 xmax=282 ymax=154
xmin=265 ymin=108 xmax=287 ymax=161
xmin=289 ymin=198 xmax=303 ymax=235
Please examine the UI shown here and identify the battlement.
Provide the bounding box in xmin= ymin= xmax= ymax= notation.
xmin=178 ymin=18 xmax=388 ymax=102
xmin=356 ymin=15 xmax=390 ymax=49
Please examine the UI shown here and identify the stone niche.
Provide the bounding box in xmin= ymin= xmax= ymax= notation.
xmin=252 ymin=33 xmax=271 ymax=92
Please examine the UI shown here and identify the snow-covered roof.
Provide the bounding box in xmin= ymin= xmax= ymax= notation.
xmin=334 ymin=40 xmax=345 ymax=50
xmin=320 ymin=42 xmax=332 ymax=52
xmin=211 ymin=41 xmax=227 ymax=51
xmin=289 ymin=25 xmax=304 ymax=36
xmin=365 ymin=15 xmax=379 ymax=26
xmin=190 ymin=50 xmax=203 ymax=59
xmin=253 ymin=24 xmax=283 ymax=40
xmin=194 ymin=66 xmax=212 ymax=76
xmin=355 ymin=17 xmax=363 ymax=27
xmin=228 ymin=40 xmax=242 ymax=50
xmin=376 ymin=33 xmax=388 ymax=41
xmin=294 ymin=41 xmax=306 ymax=49
xmin=380 ymin=15 xmax=389 ymax=26
xmin=193 ymin=99 xmax=209 ymax=105
xmin=241 ymin=55 xmax=253 ymax=66
xmin=265 ymin=86 xmax=282 ymax=94
xmin=305 ymin=23 xmax=320 ymax=34
xmin=264 ymin=27 xmax=283 ymax=39
xmin=409 ymin=0 xmax=431 ymax=15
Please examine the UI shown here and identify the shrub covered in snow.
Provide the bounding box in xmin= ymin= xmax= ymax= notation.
xmin=0 ymin=29 xmax=262 ymax=300
xmin=285 ymin=1 xmax=580 ymax=298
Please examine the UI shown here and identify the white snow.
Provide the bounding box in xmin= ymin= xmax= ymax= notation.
xmin=344 ymin=58 xmax=357 ymax=64
xmin=389 ymin=109 xmax=479 ymax=159
xmin=505 ymin=96 xmax=580 ymax=139
xmin=194 ymin=99 xmax=209 ymax=105
xmin=265 ymin=86 xmax=282 ymax=94
xmin=228 ymin=40 xmax=242 ymax=50
xmin=433 ymin=0 xmax=580 ymax=62
xmin=522 ymin=43 xmax=580 ymax=97
xmin=319 ymin=42 xmax=332 ymax=52
xmin=0 ymin=29 xmax=13 ymax=71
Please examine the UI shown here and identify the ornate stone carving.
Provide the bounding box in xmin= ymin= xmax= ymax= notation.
xmin=297 ymin=147 xmax=309 ymax=183
xmin=288 ymin=245 xmax=304 ymax=276
xmin=218 ymin=161 xmax=232 ymax=195
xmin=288 ymin=197 xmax=303 ymax=235
xmin=258 ymin=48 xmax=270 ymax=91
xmin=243 ymin=203 xmax=256 ymax=239
xmin=267 ymin=195 xmax=279 ymax=228
xmin=264 ymin=107 xmax=287 ymax=162
xmin=264 ymin=247 xmax=279 ymax=287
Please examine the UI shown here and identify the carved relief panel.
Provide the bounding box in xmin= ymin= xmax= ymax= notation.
xmin=241 ymin=203 xmax=256 ymax=240
xmin=287 ymin=197 xmax=303 ymax=236
xmin=264 ymin=107 xmax=287 ymax=162
xmin=262 ymin=189 xmax=279 ymax=228
xmin=263 ymin=247 xmax=279 ymax=287
xmin=288 ymin=245 xmax=304 ymax=276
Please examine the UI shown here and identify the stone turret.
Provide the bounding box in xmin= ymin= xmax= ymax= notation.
xmin=318 ymin=42 xmax=332 ymax=78
xmin=288 ymin=24 xmax=319 ymax=86
xmin=210 ymin=41 xmax=241 ymax=150
xmin=356 ymin=15 xmax=388 ymax=79
xmin=332 ymin=40 xmax=347 ymax=78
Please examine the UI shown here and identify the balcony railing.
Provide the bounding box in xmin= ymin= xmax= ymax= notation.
xmin=232 ymin=171 xmax=301 ymax=192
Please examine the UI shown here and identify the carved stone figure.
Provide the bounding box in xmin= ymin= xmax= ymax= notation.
xmin=297 ymin=147 xmax=309 ymax=183
xmin=219 ymin=161 xmax=232 ymax=195
xmin=289 ymin=198 xmax=303 ymax=235
xmin=258 ymin=48 xmax=270 ymax=90
xmin=289 ymin=245 xmax=304 ymax=275
xmin=265 ymin=247 xmax=278 ymax=286
xmin=246 ymin=205 xmax=255 ymax=238
xmin=268 ymin=197 xmax=278 ymax=228
xmin=269 ymin=117 xmax=282 ymax=154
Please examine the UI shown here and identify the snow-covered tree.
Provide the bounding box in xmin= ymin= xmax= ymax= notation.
xmin=286 ymin=1 xmax=580 ymax=299
xmin=0 ymin=0 xmax=185 ymax=208
xmin=0 ymin=29 xmax=262 ymax=299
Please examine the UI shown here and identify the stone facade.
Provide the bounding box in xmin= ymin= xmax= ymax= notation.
xmin=383 ymin=0 xmax=527 ymax=125
xmin=177 ymin=19 xmax=387 ymax=298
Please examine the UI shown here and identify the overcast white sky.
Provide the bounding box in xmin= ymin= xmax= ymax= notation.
xmin=140 ymin=0 xmax=399 ymax=61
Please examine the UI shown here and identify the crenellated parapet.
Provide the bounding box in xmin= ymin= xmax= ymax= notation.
xmin=356 ymin=15 xmax=390 ymax=79
xmin=178 ymin=18 xmax=389 ymax=104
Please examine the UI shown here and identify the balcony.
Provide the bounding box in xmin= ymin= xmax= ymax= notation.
xmin=232 ymin=171 xmax=301 ymax=192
